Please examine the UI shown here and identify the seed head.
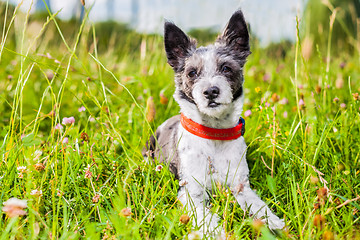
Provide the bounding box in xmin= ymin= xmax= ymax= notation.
xmin=120 ymin=207 xmax=132 ymax=217
xmin=146 ymin=97 xmax=156 ymax=122
xmin=92 ymin=194 xmax=100 ymax=203
xmin=84 ymin=164 xmax=93 ymax=179
xmin=313 ymin=214 xmax=325 ymax=229
xmin=317 ymin=187 xmax=329 ymax=200
xmin=179 ymin=214 xmax=190 ymax=224
xmin=352 ymin=93 xmax=359 ymax=101
xmin=309 ymin=175 xmax=319 ymax=184
xmin=159 ymin=92 xmax=168 ymax=105
xmin=252 ymin=219 xmax=264 ymax=231
xmin=81 ymin=132 xmax=89 ymax=142
xmin=271 ymin=93 xmax=280 ymax=102
xmin=322 ymin=230 xmax=334 ymax=240
xmin=335 ymin=74 xmax=344 ymax=89
xmin=34 ymin=162 xmax=45 ymax=171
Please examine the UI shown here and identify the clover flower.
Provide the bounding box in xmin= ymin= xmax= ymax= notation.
xmin=17 ymin=166 xmax=27 ymax=173
xmin=155 ymin=165 xmax=163 ymax=172
xmin=92 ymin=194 xmax=100 ymax=203
xmin=62 ymin=117 xmax=75 ymax=126
xmin=78 ymin=106 xmax=86 ymax=112
xmin=30 ymin=189 xmax=43 ymax=197
xmin=62 ymin=137 xmax=69 ymax=144
xmin=283 ymin=111 xmax=288 ymax=118
xmin=54 ymin=123 xmax=63 ymax=131
xmin=84 ymin=165 xmax=93 ymax=179
xmin=280 ymin=98 xmax=289 ymax=105
xmin=244 ymin=110 xmax=252 ymax=117
xmin=2 ymin=198 xmax=27 ymax=218
xmin=298 ymin=99 xmax=305 ymax=107
xmin=33 ymin=150 xmax=43 ymax=161
xmin=120 ymin=207 xmax=132 ymax=217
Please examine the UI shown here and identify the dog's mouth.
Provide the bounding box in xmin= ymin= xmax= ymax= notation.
xmin=208 ymin=101 xmax=220 ymax=108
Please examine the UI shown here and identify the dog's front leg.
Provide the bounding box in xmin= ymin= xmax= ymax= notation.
xmin=178 ymin=184 xmax=223 ymax=236
xmin=231 ymin=181 xmax=285 ymax=230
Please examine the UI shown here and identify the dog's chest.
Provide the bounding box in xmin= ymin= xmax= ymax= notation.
xmin=177 ymin=125 xmax=249 ymax=187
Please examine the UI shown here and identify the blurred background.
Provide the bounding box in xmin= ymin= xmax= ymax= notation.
xmin=1 ymin=0 xmax=305 ymax=46
xmin=1 ymin=0 xmax=359 ymax=51
xmin=1 ymin=0 xmax=360 ymax=51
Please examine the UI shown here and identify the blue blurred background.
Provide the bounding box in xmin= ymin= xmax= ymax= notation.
xmin=3 ymin=0 xmax=304 ymax=46
xmin=2 ymin=0 xmax=359 ymax=52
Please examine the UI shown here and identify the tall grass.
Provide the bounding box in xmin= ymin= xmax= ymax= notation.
xmin=0 ymin=1 xmax=359 ymax=239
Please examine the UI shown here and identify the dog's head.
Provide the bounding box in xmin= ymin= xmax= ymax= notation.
xmin=164 ymin=10 xmax=251 ymax=122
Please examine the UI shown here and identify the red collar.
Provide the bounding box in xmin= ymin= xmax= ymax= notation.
xmin=180 ymin=113 xmax=245 ymax=140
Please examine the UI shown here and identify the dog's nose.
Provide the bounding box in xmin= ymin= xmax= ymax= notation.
xmin=203 ymin=86 xmax=220 ymax=100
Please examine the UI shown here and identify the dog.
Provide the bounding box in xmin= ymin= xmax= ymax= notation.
xmin=143 ymin=10 xmax=285 ymax=237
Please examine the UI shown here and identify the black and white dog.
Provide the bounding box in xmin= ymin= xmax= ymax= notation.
xmin=144 ymin=10 xmax=285 ymax=237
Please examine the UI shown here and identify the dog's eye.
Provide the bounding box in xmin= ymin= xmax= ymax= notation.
xmin=188 ymin=70 xmax=197 ymax=78
xmin=221 ymin=65 xmax=232 ymax=73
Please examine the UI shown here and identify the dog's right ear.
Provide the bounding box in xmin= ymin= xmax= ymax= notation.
xmin=164 ymin=22 xmax=196 ymax=72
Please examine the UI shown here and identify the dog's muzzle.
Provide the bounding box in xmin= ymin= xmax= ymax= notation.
xmin=203 ymin=86 xmax=221 ymax=107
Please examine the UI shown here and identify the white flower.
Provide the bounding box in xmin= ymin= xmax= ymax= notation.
xmin=155 ymin=165 xmax=163 ymax=172
xmin=279 ymin=98 xmax=289 ymax=105
xmin=179 ymin=180 xmax=188 ymax=186
xmin=30 ymin=189 xmax=43 ymax=197
xmin=2 ymin=198 xmax=27 ymax=217
xmin=62 ymin=137 xmax=69 ymax=144
xmin=188 ymin=231 xmax=201 ymax=240
xmin=17 ymin=166 xmax=27 ymax=173
xmin=33 ymin=150 xmax=43 ymax=161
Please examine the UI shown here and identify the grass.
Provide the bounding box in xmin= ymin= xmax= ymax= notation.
xmin=0 ymin=2 xmax=359 ymax=239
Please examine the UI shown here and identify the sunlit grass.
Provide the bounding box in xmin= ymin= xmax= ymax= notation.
xmin=0 ymin=2 xmax=359 ymax=239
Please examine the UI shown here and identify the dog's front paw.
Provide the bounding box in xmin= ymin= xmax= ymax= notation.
xmin=266 ymin=216 xmax=285 ymax=230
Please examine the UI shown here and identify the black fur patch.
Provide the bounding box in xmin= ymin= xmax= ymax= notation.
xmin=179 ymin=90 xmax=196 ymax=104
xmin=233 ymin=86 xmax=243 ymax=101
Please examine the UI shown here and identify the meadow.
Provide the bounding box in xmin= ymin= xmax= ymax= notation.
xmin=0 ymin=2 xmax=359 ymax=239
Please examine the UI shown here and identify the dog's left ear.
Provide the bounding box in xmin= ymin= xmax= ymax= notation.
xmin=217 ymin=10 xmax=251 ymax=56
